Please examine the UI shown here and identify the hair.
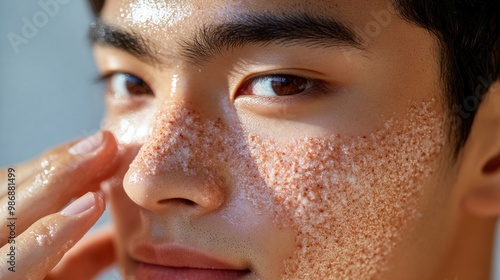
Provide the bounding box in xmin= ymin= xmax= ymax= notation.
xmin=393 ymin=0 xmax=500 ymax=154
xmin=87 ymin=0 xmax=500 ymax=153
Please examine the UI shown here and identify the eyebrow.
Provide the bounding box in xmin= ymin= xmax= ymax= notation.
xmin=89 ymin=20 xmax=159 ymax=64
xmin=89 ymin=13 xmax=363 ymax=65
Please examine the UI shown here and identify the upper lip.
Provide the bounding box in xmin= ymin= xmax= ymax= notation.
xmin=130 ymin=242 xmax=248 ymax=270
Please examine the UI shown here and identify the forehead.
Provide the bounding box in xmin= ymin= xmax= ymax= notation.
xmin=100 ymin=0 xmax=397 ymax=40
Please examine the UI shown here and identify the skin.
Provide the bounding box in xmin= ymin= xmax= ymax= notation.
xmin=0 ymin=132 xmax=118 ymax=279
xmin=1 ymin=0 xmax=500 ymax=279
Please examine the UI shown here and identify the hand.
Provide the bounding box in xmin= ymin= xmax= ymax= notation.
xmin=0 ymin=131 xmax=119 ymax=280
xmin=47 ymin=226 xmax=115 ymax=280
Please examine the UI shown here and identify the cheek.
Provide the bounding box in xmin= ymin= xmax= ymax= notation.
xmin=102 ymin=108 xmax=155 ymax=146
xmin=100 ymin=146 xmax=143 ymax=271
xmin=101 ymin=112 xmax=148 ymax=238
xmin=245 ymin=100 xmax=446 ymax=279
xmin=100 ymin=111 xmax=151 ymax=214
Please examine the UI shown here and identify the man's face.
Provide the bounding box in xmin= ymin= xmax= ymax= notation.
xmin=94 ymin=0 xmax=456 ymax=279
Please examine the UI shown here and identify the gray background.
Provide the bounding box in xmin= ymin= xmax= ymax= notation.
xmin=0 ymin=0 xmax=498 ymax=279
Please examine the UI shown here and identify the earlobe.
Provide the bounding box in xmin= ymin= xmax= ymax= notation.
xmin=461 ymin=81 xmax=500 ymax=217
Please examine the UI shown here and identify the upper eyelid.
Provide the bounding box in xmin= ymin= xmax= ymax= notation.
xmin=96 ymin=67 xmax=157 ymax=88
xmin=242 ymin=69 xmax=324 ymax=81
xmin=98 ymin=72 xmax=154 ymax=88
xmin=95 ymin=72 xmax=116 ymax=83
xmin=98 ymin=72 xmax=155 ymax=96
xmin=95 ymin=71 xmax=133 ymax=84
xmin=251 ymin=74 xmax=315 ymax=81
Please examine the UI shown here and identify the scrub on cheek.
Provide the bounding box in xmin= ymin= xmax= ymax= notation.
xmin=249 ymin=100 xmax=446 ymax=279
xmin=127 ymin=99 xmax=445 ymax=279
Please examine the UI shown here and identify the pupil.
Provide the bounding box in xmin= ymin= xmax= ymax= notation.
xmin=271 ymin=76 xmax=307 ymax=96
xmin=125 ymin=74 xmax=151 ymax=95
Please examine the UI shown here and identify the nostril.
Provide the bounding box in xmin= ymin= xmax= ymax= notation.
xmin=158 ymin=198 xmax=197 ymax=207
xmin=483 ymin=154 xmax=500 ymax=174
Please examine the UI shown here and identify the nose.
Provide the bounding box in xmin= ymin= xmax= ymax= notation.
xmin=123 ymin=101 xmax=228 ymax=214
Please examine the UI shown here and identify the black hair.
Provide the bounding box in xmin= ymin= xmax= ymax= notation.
xmin=393 ymin=0 xmax=500 ymax=154
xmin=87 ymin=0 xmax=500 ymax=153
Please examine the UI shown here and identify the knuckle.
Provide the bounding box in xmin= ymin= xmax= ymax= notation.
xmin=29 ymin=218 xmax=59 ymax=247
xmin=36 ymin=153 xmax=77 ymax=186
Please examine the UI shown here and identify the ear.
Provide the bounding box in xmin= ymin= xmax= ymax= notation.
xmin=461 ymin=81 xmax=500 ymax=217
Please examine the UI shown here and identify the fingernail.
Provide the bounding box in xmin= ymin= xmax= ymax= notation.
xmin=61 ymin=192 xmax=96 ymax=216
xmin=69 ymin=132 xmax=104 ymax=155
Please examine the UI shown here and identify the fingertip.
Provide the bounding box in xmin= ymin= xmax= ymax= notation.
xmin=95 ymin=191 xmax=107 ymax=212
xmin=68 ymin=131 xmax=117 ymax=160
xmin=60 ymin=192 xmax=105 ymax=217
xmin=101 ymin=130 xmax=119 ymax=154
xmin=88 ymin=191 xmax=106 ymax=218
xmin=92 ymin=131 xmax=120 ymax=178
xmin=69 ymin=132 xmax=105 ymax=156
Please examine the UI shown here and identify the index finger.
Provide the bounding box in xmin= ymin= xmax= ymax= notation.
xmin=0 ymin=131 xmax=119 ymax=242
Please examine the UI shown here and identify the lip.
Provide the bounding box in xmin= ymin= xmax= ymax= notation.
xmin=135 ymin=263 xmax=250 ymax=280
xmin=130 ymin=242 xmax=250 ymax=279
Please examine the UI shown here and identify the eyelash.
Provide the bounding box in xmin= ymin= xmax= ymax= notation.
xmin=237 ymin=73 xmax=331 ymax=101
xmin=97 ymin=72 xmax=333 ymax=103
xmin=97 ymin=72 xmax=154 ymax=98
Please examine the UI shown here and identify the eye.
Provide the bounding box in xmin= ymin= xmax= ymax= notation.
xmin=240 ymin=75 xmax=316 ymax=97
xmin=105 ymin=73 xmax=154 ymax=97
